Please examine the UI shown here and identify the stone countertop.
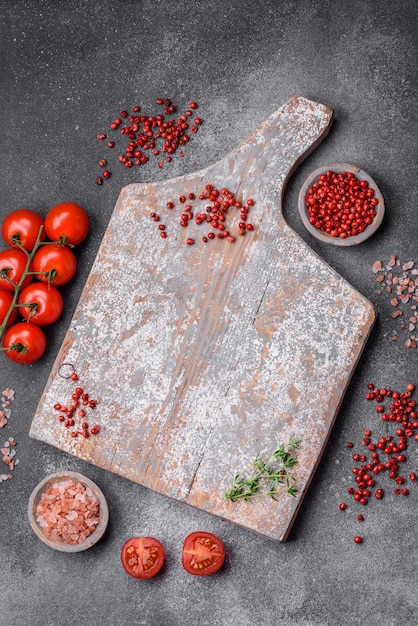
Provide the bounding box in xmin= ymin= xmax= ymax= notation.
xmin=1 ymin=1 xmax=417 ymax=625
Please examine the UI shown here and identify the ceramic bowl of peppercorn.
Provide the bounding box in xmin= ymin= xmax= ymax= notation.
xmin=298 ymin=163 xmax=385 ymax=246
xmin=28 ymin=471 xmax=109 ymax=552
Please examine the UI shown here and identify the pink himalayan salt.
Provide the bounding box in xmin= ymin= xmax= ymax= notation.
xmin=35 ymin=479 xmax=100 ymax=545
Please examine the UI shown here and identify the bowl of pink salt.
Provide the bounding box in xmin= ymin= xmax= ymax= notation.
xmin=28 ymin=471 xmax=109 ymax=552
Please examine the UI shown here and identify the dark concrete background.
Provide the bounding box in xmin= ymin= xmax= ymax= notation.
xmin=1 ymin=1 xmax=417 ymax=625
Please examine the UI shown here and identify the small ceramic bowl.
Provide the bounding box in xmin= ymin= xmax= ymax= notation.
xmin=28 ymin=471 xmax=109 ymax=552
xmin=298 ymin=163 xmax=385 ymax=246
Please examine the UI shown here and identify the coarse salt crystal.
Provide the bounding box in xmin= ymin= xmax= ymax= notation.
xmin=35 ymin=479 xmax=101 ymax=545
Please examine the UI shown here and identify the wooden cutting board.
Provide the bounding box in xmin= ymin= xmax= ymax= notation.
xmin=30 ymin=96 xmax=376 ymax=541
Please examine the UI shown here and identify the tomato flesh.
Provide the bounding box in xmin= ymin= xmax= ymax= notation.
xmin=121 ymin=537 xmax=165 ymax=579
xmin=182 ymin=531 xmax=225 ymax=576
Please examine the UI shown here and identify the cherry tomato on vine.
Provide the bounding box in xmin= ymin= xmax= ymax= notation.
xmin=181 ymin=532 xmax=225 ymax=576
xmin=2 ymin=322 xmax=47 ymax=364
xmin=18 ymin=282 xmax=63 ymax=325
xmin=32 ymin=245 xmax=77 ymax=286
xmin=44 ymin=202 xmax=89 ymax=245
xmin=0 ymin=289 xmax=17 ymax=328
xmin=1 ymin=208 xmax=44 ymax=251
xmin=120 ymin=537 xmax=165 ymax=580
xmin=0 ymin=249 xmax=33 ymax=292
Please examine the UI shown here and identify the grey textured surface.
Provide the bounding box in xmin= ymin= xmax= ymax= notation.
xmin=0 ymin=1 xmax=417 ymax=625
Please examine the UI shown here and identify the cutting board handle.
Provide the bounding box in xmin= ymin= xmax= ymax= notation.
xmin=222 ymin=95 xmax=334 ymax=215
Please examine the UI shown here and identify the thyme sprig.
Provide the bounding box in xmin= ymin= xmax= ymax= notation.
xmin=224 ymin=435 xmax=301 ymax=502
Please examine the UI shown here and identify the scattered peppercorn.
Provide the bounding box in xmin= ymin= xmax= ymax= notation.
xmin=154 ymin=184 xmax=255 ymax=246
xmin=53 ymin=369 xmax=100 ymax=440
xmin=341 ymin=382 xmax=416 ymax=544
xmin=95 ymin=99 xmax=203 ymax=183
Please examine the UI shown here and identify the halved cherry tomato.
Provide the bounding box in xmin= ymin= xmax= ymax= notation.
xmin=0 ymin=249 xmax=33 ymax=292
xmin=120 ymin=537 xmax=165 ymax=580
xmin=32 ymin=245 xmax=77 ymax=286
xmin=44 ymin=202 xmax=89 ymax=245
xmin=0 ymin=289 xmax=17 ymax=327
xmin=182 ymin=531 xmax=225 ymax=576
xmin=1 ymin=208 xmax=44 ymax=251
xmin=2 ymin=322 xmax=47 ymax=364
xmin=18 ymin=282 xmax=63 ymax=325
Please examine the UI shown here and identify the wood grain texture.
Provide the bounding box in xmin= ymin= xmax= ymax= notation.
xmin=30 ymin=96 xmax=376 ymax=541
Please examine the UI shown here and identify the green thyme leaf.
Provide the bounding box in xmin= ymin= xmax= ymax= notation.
xmin=224 ymin=435 xmax=301 ymax=503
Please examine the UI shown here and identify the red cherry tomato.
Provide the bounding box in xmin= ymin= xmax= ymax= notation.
xmin=32 ymin=245 xmax=77 ymax=286
xmin=181 ymin=531 xmax=225 ymax=576
xmin=120 ymin=537 xmax=165 ymax=580
xmin=0 ymin=289 xmax=17 ymax=328
xmin=44 ymin=202 xmax=89 ymax=245
xmin=0 ymin=249 xmax=33 ymax=292
xmin=18 ymin=282 xmax=63 ymax=325
xmin=2 ymin=322 xmax=47 ymax=364
xmin=1 ymin=208 xmax=44 ymax=251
